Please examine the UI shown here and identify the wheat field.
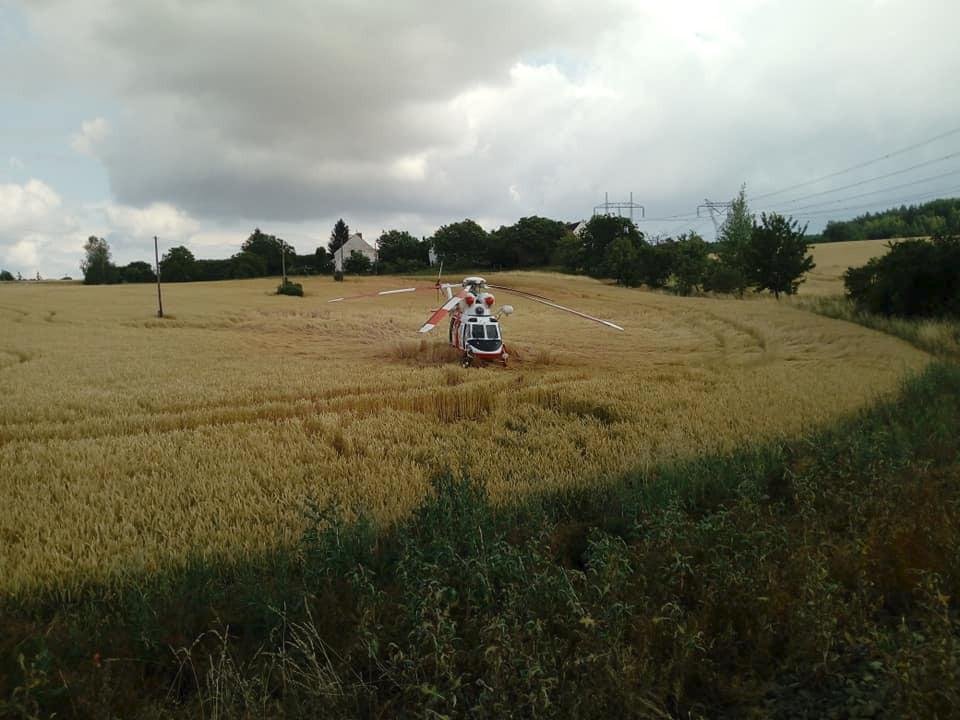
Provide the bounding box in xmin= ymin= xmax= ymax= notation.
xmin=0 ymin=272 xmax=928 ymax=598
xmin=802 ymin=239 xmax=894 ymax=295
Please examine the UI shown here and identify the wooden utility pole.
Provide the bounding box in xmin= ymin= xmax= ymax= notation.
xmin=154 ymin=236 xmax=164 ymax=318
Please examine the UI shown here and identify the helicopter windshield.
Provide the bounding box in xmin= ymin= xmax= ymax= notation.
xmin=471 ymin=324 xmax=485 ymax=339
xmin=485 ymin=324 xmax=499 ymax=339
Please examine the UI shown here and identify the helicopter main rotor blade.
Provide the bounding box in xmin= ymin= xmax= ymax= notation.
xmin=418 ymin=289 xmax=468 ymax=333
xmin=327 ymin=287 xmax=425 ymax=303
xmin=487 ymin=284 xmax=624 ymax=332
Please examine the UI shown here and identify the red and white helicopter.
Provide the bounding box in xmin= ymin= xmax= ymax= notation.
xmin=328 ymin=275 xmax=623 ymax=366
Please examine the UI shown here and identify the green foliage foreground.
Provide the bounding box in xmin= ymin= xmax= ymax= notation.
xmin=3 ymin=363 xmax=960 ymax=718
xmin=844 ymin=234 xmax=960 ymax=319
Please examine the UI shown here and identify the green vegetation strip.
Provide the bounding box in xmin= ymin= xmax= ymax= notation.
xmin=4 ymin=363 xmax=960 ymax=718
xmin=798 ymin=295 xmax=960 ymax=360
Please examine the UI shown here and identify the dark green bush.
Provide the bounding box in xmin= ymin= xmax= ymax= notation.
xmin=844 ymin=234 xmax=960 ymax=318
xmin=703 ymin=261 xmax=746 ymax=294
xmin=276 ymin=281 xmax=304 ymax=296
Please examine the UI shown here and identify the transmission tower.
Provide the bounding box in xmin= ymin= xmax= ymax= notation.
xmin=593 ymin=192 xmax=645 ymax=223
xmin=697 ymin=199 xmax=733 ymax=240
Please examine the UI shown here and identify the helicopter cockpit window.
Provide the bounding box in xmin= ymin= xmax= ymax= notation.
xmin=471 ymin=324 xmax=485 ymax=339
xmin=485 ymin=324 xmax=499 ymax=340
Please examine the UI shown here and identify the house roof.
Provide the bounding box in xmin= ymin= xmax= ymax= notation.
xmin=348 ymin=232 xmax=377 ymax=250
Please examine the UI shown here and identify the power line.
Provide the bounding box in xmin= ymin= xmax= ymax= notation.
xmin=754 ymin=151 xmax=960 ymax=209
xmin=750 ymin=125 xmax=960 ymax=202
xmin=789 ymin=185 xmax=960 ymax=219
xmin=763 ymin=167 xmax=960 ymax=215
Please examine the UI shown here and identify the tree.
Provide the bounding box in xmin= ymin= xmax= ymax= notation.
xmin=81 ymin=236 xmax=114 ymax=284
xmin=229 ymin=251 xmax=267 ymax=279
xmin=0 ymin=270 xmax=13 ymax=281
xmin=488 ymin=216 xmax=567 ymax=268
xmin=818 ymin=198 xmax=960 ymax=243
xmin=555 ymin=232 xmax=586 ymax=273
xmin=581 ymin=215 xmax=642 ymax=275
xmin=194 ymin=258 xmax=232 ymax=281
xmin=344 ymin=249 xmax=372 ymax=274
xmin=822 ymin=220 xmax=866 ymax=243
xmin=377 ymin=230 xmax=428 ymax=272
xmin=160 ymin=246 xmax=197 ymax=282
xmin=631 ymin=240 xmax=672 ymax=288
xmin=671 ymin=232 xmax=710 ymax=295
xmin=329 ymin=219 xmax=351 ymax=257
xmin=241 ymin=228 xmax=292 ymax=276
xmin=743 ymin=213 xmax=814 ymax=298
xmin=715 ymin=184 xmax=753 ymax=292
xmin=703 ymin=262 xmax=747 ymax=295
xmin=605 ymin=236 xmax=640 ymax=286
xmin=118 ymin=261 xmax=156 ymax=283
xmin=431 ymin=219 xmax=489 ymax=268
xmin=315 ymin=247 xmax=335 ymax=274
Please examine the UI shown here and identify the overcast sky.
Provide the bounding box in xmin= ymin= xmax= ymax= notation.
xmin=2 ymin=0 xmax=959 ymax=277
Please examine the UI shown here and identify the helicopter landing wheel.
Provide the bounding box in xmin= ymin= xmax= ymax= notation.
xmin=461 ymin=353 xmax=473 ymax=368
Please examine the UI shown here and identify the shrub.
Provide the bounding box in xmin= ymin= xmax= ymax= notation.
xmin=671 ymin=232 xmax=710 ymax=295
xmin=276 ymin=281 xmax=304 ymax=296
xmin=703 ymin=261 xmax=746 ymax=295
xmin=343 ymin=249 xmax=372 ymax=274
xmin=636 ymin=240 xmax=675 ymax=288
xmin=844 ymin=234 xmax=960 ymax=318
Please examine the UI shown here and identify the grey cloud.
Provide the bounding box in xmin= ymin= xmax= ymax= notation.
xmin=24 ymin=0 xmax=624 ymax=220
xmin=18 ymin=0 xmax=960 ymax=236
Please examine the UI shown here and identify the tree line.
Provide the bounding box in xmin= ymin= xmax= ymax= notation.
xmin=79 ymin=229 xmax=335 ymax=285
xmin=821 ymin=197 xmax=960 ymax=243
xmin=560 ymin=187 xmax=814 ymax=298
xmin=77 ymin=191 xmax=815 ymax=298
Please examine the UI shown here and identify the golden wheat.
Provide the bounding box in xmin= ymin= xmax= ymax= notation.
xmin=0 ymin=272 xmax=928 ymax=597
xmin=801 ymin=239 xmax=895 ymax=295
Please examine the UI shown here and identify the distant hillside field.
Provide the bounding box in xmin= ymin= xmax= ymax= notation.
xmin=802 ymin=238 xmax=896 ymax=295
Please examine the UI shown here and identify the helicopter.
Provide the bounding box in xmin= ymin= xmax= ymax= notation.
xmin=328 ymin=274 xmax=623 ymax=367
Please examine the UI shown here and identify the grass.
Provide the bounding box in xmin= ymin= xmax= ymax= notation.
xmin=3 ymin=360 xmax=959 ymax=718
xmin=0 ymin=273 xmax=928 ymax=599
xmin=796 ymin=295 xmax=960 ymax=359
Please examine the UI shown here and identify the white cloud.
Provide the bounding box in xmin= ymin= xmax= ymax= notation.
xmin=390 ymin=154 xmax=429 ymax=182
xmin=0 ymin=179 xmax=62 ymax=231
xmin=102 ymin=202 xmax=199 ymax=239
xmin=0 ymin=177 xmax=209 ymax=277
xmin=70 ymin=117 xmax=111 ymax=157
xmin=6 ymin=239 xmax=38 ymax=267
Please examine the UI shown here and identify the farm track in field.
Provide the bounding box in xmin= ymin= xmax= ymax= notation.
xmin=0 ymin=371 xmax=596 ymax=445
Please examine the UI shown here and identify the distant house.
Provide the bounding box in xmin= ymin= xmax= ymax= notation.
xmin=567 ymin=220 xmax=588 ymax=237
xmin=333 ymin=232 xmax=378 ymax=271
